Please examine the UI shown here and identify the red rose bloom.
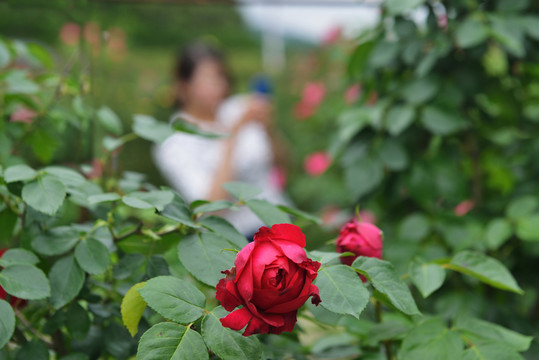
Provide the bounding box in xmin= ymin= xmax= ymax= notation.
xmin=336 ymin=220 xmax=383 ymax=266
xmin=0 ymin=249 xmax=27 ymax=308
xmin=216 ymin=224 xmax=321 ymax=336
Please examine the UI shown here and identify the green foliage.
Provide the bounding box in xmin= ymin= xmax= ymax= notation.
xmin=138 ymin=322 xmax=208 ymax=360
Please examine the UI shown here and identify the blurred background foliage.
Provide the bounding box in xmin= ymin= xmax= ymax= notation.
xmin=2 ymin=0 xmax=539 ymax=358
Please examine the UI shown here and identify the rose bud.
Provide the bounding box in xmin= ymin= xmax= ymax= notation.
xmin=0 ymin=249 xmax=27 ymax=308
xmin=336 ymin=219 xmax=383 ymax=267
xmin=216 ymin=223 xmax=321 ymax=336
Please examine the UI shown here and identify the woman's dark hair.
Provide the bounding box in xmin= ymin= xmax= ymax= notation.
xmin=174 ymin=42 xmax=233 ymax=86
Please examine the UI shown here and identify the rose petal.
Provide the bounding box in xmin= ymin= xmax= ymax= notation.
xmin=269 ymin=311 xmax=297 ymax=335
xmin=243 ymin=316 xmax=269 ymax=336
xmin=251 ymin=242 xmax=282 ymax=288
xmin=270 ymin=223 xmax=306 ymax=247
xmin=272 ymin=240 xmax=308 ymax=264
xmin=220 ymin=307 xmax=252 ymax=331
xmin=234 ymin=242 xmax=255 ymax=279
xmin=216 ymin=276 xmax=241 ymax=312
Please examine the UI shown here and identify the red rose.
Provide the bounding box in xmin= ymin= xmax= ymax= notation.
xmin=0 ymin=249 xmax=27 ymax=308
xmin=216 ymin=224 xmax=321 ymax=336
xmin=336 ymin=220 xmax=383 ymax=266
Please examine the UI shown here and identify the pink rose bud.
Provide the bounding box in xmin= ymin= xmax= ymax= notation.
xmin=304 ymin=152 xmax=331 ymax=177
xmin=59 ymin=22 xmax=81 ymax=46
xmin=322 ymin=26 xmax=342 ymax=45
xmin=10 ymin=106 xmax=37 ymax=124
xmin=216 ymin=224 xmax=321 ymax=336
xmin=293 ymin=101 xmax=315 ymax=120
xmin=336 ymin=219 xmax=383 ymax=266
xmin=454 ymin=200 xmax=474 ymax=216
xmin=302 ymin=82 xmax=326 ymax=108
xmin=345 ymin=84 xmax=361 ymax=105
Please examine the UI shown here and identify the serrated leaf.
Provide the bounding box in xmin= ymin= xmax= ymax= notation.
xmin=454 ymin=316 xmax=532 ymax=352
xmin=199 ymin=216 xmax=247 ymax=248
xmin=0 ymin=248 xmax=39 ymax=267
xmin=158 ymin=193 xmax=197 ymax=227
xmin=202 ymin=306 xmax=262 ymax=360
xmin=448 ymin=251 xmax=523 ymax=294
xmin=4 ymin=164 xmax=37 ymax=183
xmin=246 ymin=199 xmax=290 ymax=226
xmin=410 ymin=261 xmax=446 ymax=298
xmin=308 ymin=251 xmax=343 ymax=265
xmin=386 ymin=104 xmax=415 ymax=136
xmin=172 ymin=116 xmax=223 ymax=138
xmin=49 ymin=255 xmax=85 ymax=309
xmin=0 ymin=299 xmax=15 ymax=348
xmin=133 ymin=114 xmax=171 ymax=143
xmin=344 ymin=156 xmax=384 ymax=199
xmin=177 ymin=233 xmax=237 ymax=287
xmin=516 ymin=214 xmax=539 ymax=242
xmin=506 ymin=195 xmax=537 ymax=220
xmin=0 ymin=264 xmax=50 ymax=300
xmin=193 ymin=200 xmax=234 ymax=214
xmin=138 ymin=276 xmax=205 ymax=324
xmin=315 ymin=265 xmax=370 ymax=319
xmin=222 ymin=182 xmax=262 ymax=200
xmin=277 ymin=204 xmax=322 ymax=224
xmin=32 ymin=226 xmax=80 ymax=256
xmin=22 ymin=175 xmax=66 ymax=215
xmin=400 ymin=317 xmax=464 ymax=360
xmin=74 ymin=238 xmax=110 ymax=275
xmin=121 ymin=282 xmax=147 ymax=337
xmin=421 ymin=106 xmax=467 ymax=135
xmin=43 ymin=166 xmax=86 ymax=189
xmin=461 ymin=342 xmax=523 ymax=360
xmin=65 ymin=302 xmax=90 ymax=340
xmin=352 ymin=257 xmax=420 ymax=315
xmin=138 ymin=322 xmax=208 ymax=360
xmin=455 ymin=18 xmax=490 ymax=48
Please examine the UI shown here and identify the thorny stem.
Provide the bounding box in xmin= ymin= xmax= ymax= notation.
xmin=14 ymin=308 xmax=53 ymax=348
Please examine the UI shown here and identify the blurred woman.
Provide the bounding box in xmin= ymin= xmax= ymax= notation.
xmin=153 ymin=42 xmax=287 ymax=236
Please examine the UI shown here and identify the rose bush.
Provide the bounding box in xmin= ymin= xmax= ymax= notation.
xmin=217 ymin=224 xmax=321 ymax=336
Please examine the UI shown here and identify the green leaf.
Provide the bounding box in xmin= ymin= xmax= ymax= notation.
xmin=379 ymin=139 xmax=409 ymax=171
xmin=113 ymin=254 xmax=146 ymax=280
xmin=88 ymin=192 xmax=121 ymax=204
xmin=14 ymin=339 xmax=49 ymax=360
xmin=348 ymin=39 xmax=374 ymax=79
xmin=315 ymin=265 xmax=370 ymax=319
xmin=506 ymin=195 xmax=537 ymax=220
xmin=158 ymin=193 xmax=197 ymax=227
xmin=201 ymin=306 xmax=262 ymax=360
xmin=489 ymin=15 xmax=525 ymax=58
xmin=199 ymin=216 xmax=248 ymax=249
xmin=410 ymin=261 xmax=446 ymax=298
xmin=222 ymin=182 xmax=262 ymax=200
xmin=352 ymin=257 xmax=420 ymax=315
xmin=400 ymin=318 xmax=464 ymax=360
xmin=138 ymin=322 xmax=208 ymax=360
xmin=193 ymin=200 xmax=234 ymax=214
xmin=177 ymin=233 xmax=237 ymax=287
xmin=172 ymin=117 xmax=223 ymax=139
xmin=454 ymin=316 xmax=532 ymax=352
xmin=121 ymin=282 xmax=147 ymax=337
xmin=246 ymin=199 xmax=290 ymax=226
xmin=386 ymin=104 xmax=415 ymax=136
xmin=455 ymin=18 xmax=490 ymax=48
xmin=385 ymin=0 xmax=426 ymax=15
xmin=32 ymin=226 xmax=80 ymax=256
xmin=0 ymin=39 xmax=11 ymax=68
xmin=401 ymin=76 xmax=439 ymax=104
xmin=516 ymin=214 xmax=539 ymax=242
xmin=49 ymin=255 xmax=85 ymax=309
xmin=448 ymin=251 xmax=523 ymax=294
xmin=97 ymin=106 xmax=123 ymax=135
xmin=345 ymin=156 xmax=384 ymax=199
xmin=74 ymin=238 xmax=110 ymax=275
xmin=0 ymin=299 xmax=15 ymax=349
xmin=398 ymin=213 xmax=430 ymax=242
xmin=4 ymin=164 xmax=37 ymax=183
xmin=133 ymin=114 xmax=171 ymax=143
xmin=0 ymin=264 xmax=50 ymax=300
xmin=65 ymin=302 xmax=90 ymax=340
xmin=43 ymin=166 xmax=86 ymax=189
xmin=0 ymin=248 xmax=39 ymax=267
xmin=525 ymin=16 xmax=539 ymax=40
xmin=461 ymin=342 xmax=523 ymax=360
xmin=421 ymin=106 xmax=467 ymax=135
xmin=138 ymin=276 xmax=206 ymax=324
xmin=278 ymin=204 xmax=322 ymax=224
xmin=0 ymin=208 xmax=17 ymax=243
xmin=122 ymin=190 xmax=174 ymax=211
xmin=485 ymin=218 xmax=513 ymax=249
xmin=308 ymin=251 xmax=343 ymax=265
xmin=22 ymin=175 xmax=66 ymax=215
xmin=102 ymin=136 xmax=125 ymax=152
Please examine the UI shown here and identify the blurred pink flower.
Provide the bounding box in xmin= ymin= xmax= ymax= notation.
xmin=454 ymin=200 xmax=474 ymax=216
xmin=304 ymin=151 xmax=331 ymax=176
xmin=437 ymin=14 xmax=448 ymax=30
xmin=322 ymin=26 xmax=342 ymax=45
xmin=10 ymin=106 xmax=37 ymax=124
xmin=84 ymin=22 xmax=101 ymax=54
xmin=59 ymin=23 xmax=81 ymax=46
xmin=345 ymin=84 xmax=361 ymax=105
xmin=358 ymin=210 xmax=377 ymax=224
xmin=269 ymin=166 xmax=287 ymax=191
xmin=106 ymin=27 xmax=127 ymax=62
xmin=293 ymin=101 xmax=315 ymax=120
xmin=302 ymin=82 xmax=326 ymax=108
xmin=86 ymin=158 xmax=103 ymax=180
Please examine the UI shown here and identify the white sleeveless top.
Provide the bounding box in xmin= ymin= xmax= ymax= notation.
xmin=152 ymin=94 xmax=287 ymax=235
